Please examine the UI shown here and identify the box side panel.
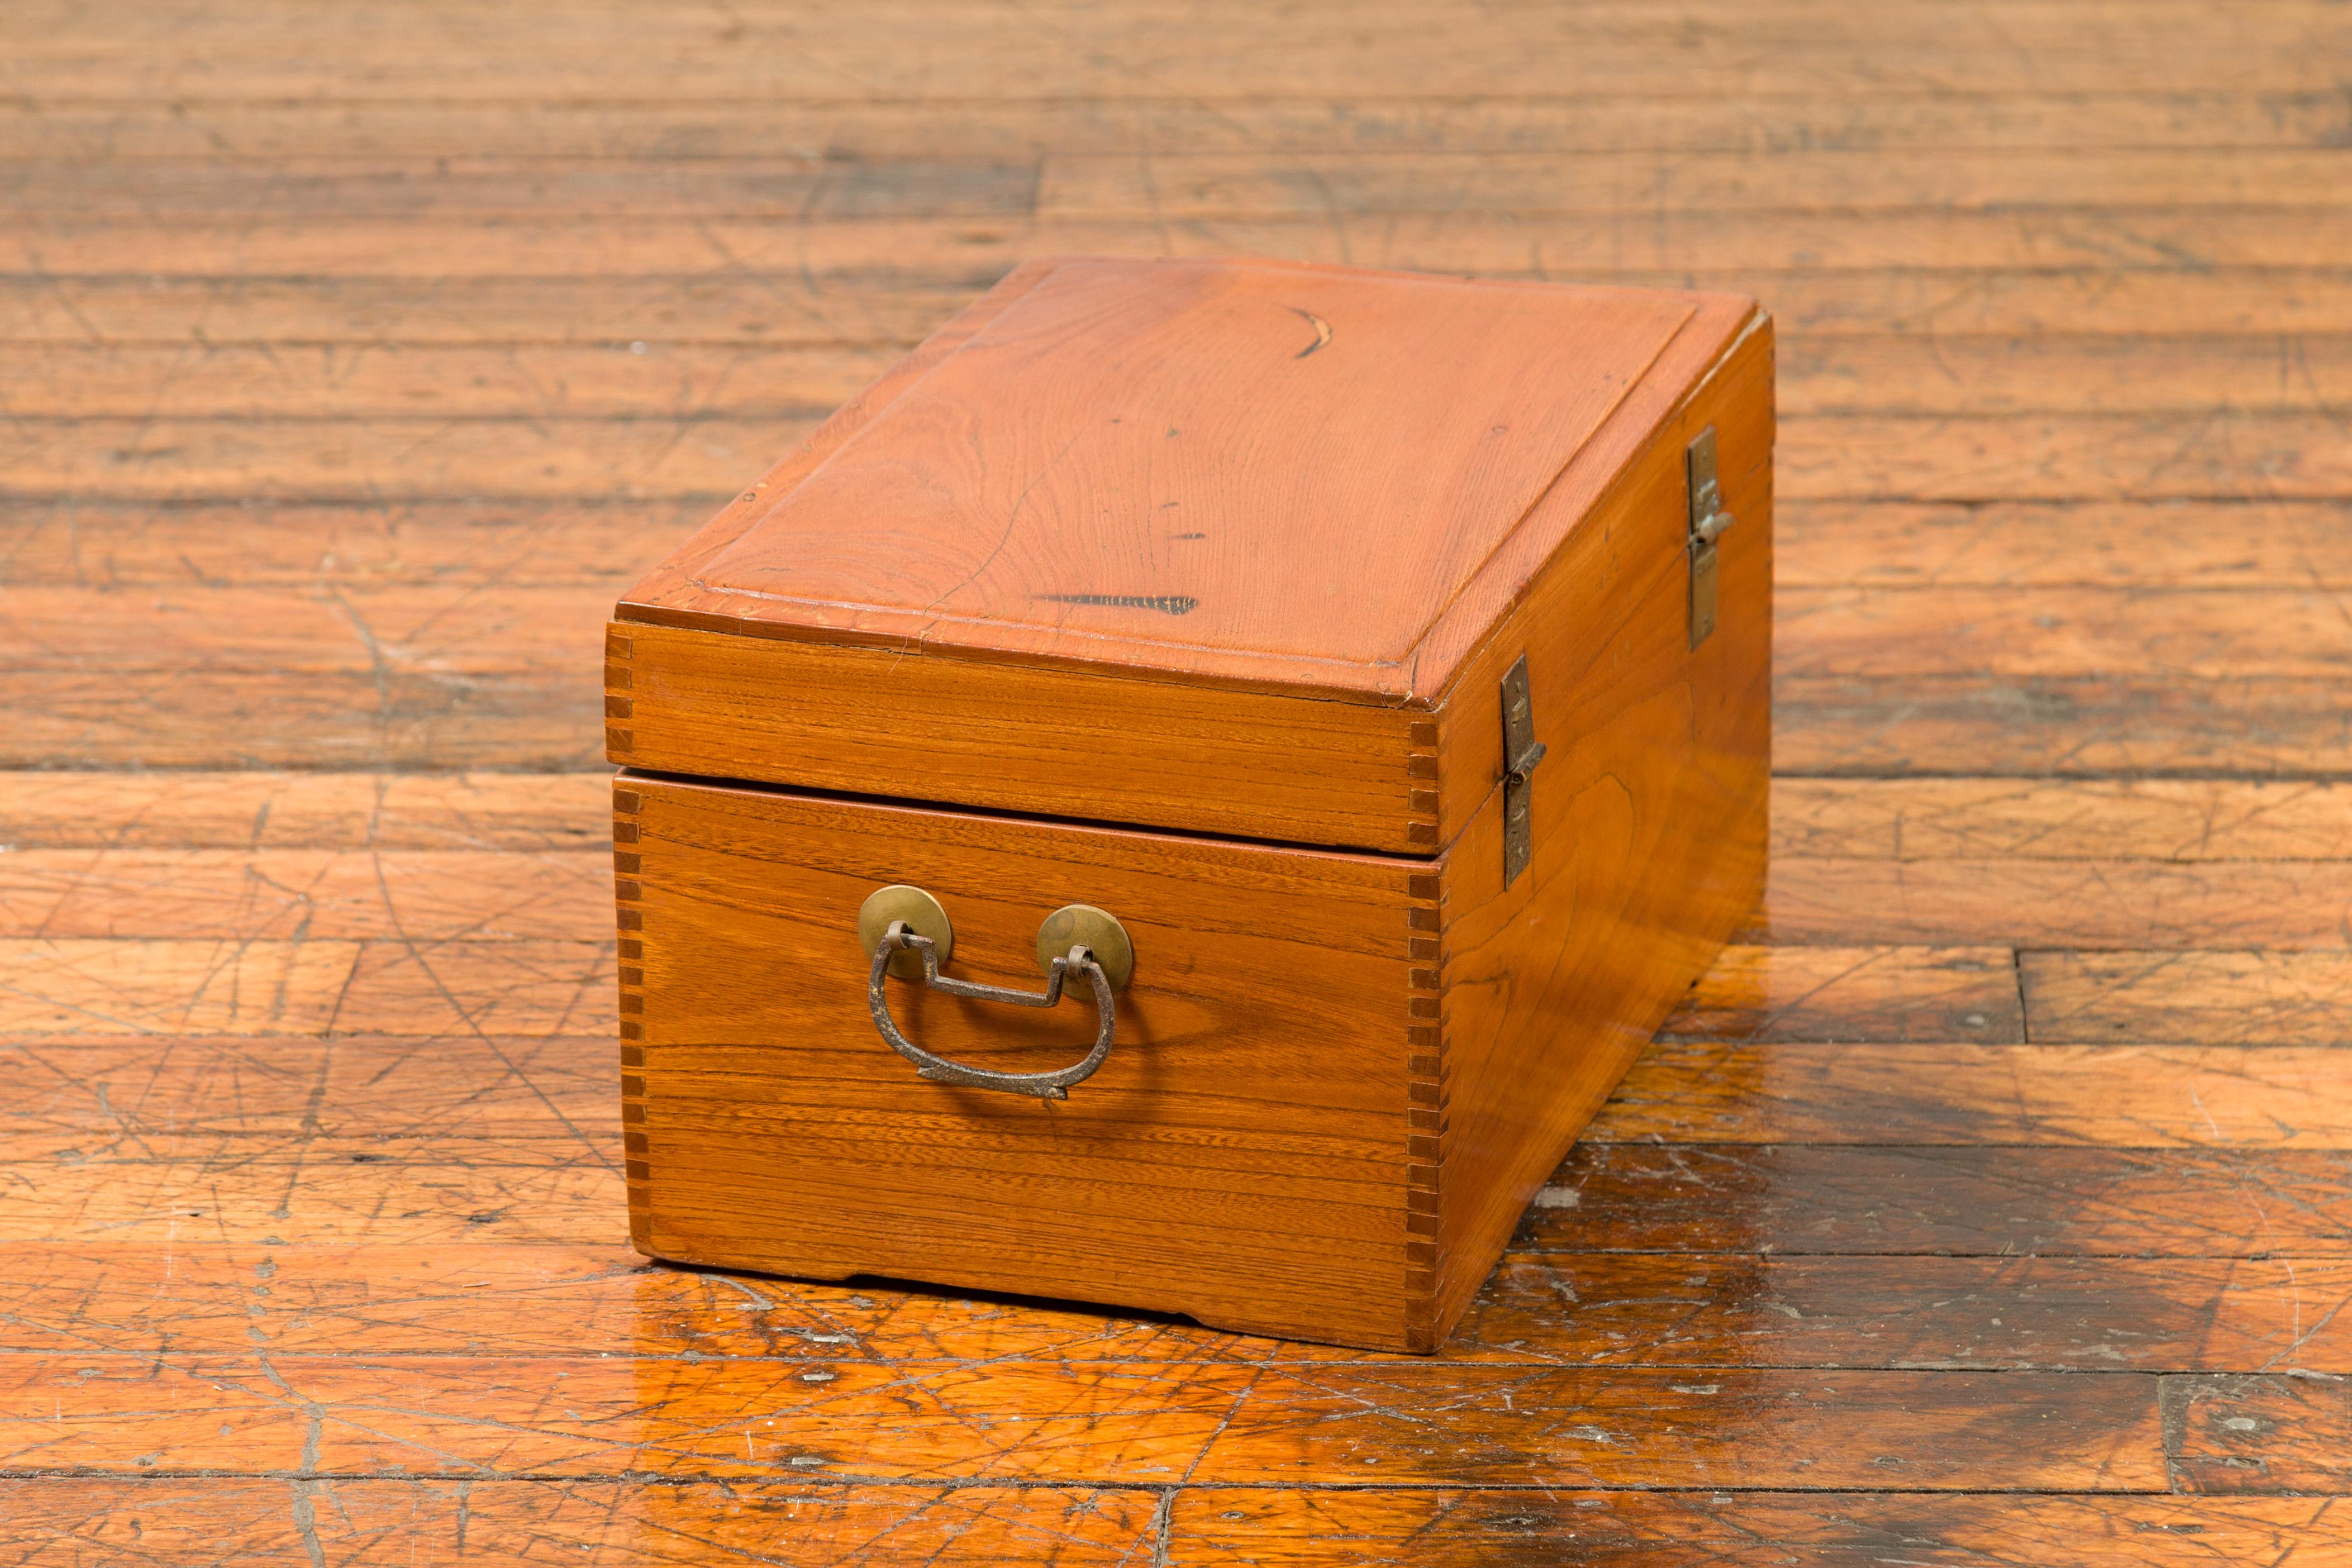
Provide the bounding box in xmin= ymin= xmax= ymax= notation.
xmin=1423 ymin=325 xmax=1775 ymax=1345
xmin=1412 ymin=294 xmax=1759 ymax=814
xmin=1427 ymin=305 xmax=1767 ymax=848
xmin=606 ymin=621 xmax=1435 ymax=854
xmin=613 ymin=773 xmax=1428 ymax=1352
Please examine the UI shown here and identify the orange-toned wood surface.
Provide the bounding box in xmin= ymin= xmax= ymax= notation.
xmin=611 ymin=260 xmax=1761 ymax=853
xmin=614 ymin=282 xmax=1768 ymax=1353
xmin=620 ymin=258 xmax=1747 ymax=698
xmin=5 ymin=1 xmax=2351 ymax=1560
xmin=618 ymin=771 xmax=1434 ymax=1349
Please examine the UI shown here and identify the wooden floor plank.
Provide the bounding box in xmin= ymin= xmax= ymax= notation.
xmin=3 ymin=270 xmax=2348 ymax=350
xmin=1033 ymin=148 xmax=2352 ymax=218
xmin=11 ymin=90 xmax=2352 ymax=161
xmin=1787 ymin=413 xmax=2352 ymax=501
xmin=9 ymin=498 xmax=2347 ymax=594
xmin=1782 ymin=588 xmax=2352 ymax=681
xmin=0 ymin=585 xmax=607 ymax=675
xmin=2025 ymin=950 xmax=2352 ymax=1044
xmin=0 ymin=278 xmax=973 ymax=349
xmin=0 ymin=670 xmax=606 ymax=771
xmin=7 ymin=2 xmax=2337 ymax=38
xmin=0 ymin=1 xmax=2342 ymax=95
xmin=1662 ymin=945 xmax=2025 ymax=1042
xmin=14 ymin=149 xmax=2352 ymax=221
xmin=0 ymin=937 xmax=615 ymax=1037
xmin=1598 ymin=1041 xmax=2352 ymax=1148
xmin=1786 ymin=333 xmax=2352 ymax=414
xmin=0 ymin=849 xmax=611 ymax=941
xmin=19 ymin=207 xmax=2352 ymax=276
xmin=1464 ymin=1254 xmax=2352 ymax=1374
xmin=0 ymin=498 xmax=706 ymax=588
xmin=0 ymin=1035 xmax=610 ymax=1140
xmin=3 ymin=1242 xmax=2342 ymax=1374
xmin=20 ymin=86 xmax=2352 ymax=158
xmin=0 ymin=1478 xmax=1165 ymax=1567
xmin=15 ymin=409 xmax=2352 ymax=502
xmin=0 ymin=343 xmax=888 ymax=420
xmin=1788 ymin=412 xmax=2352 ymax=501
xmin=1756 ymin=858 xmax=2352 ymax=947
xmin=1165 ymin=1489 xmax=2352 ymax=1566
xmin=1529 ymin=1144 xmax=2352 ymax=1256
xmin=1782 ymin=501 xmax=2352 ymax=590
xmin=1773 ymin=778 xmax=2352 ymax=859
xmin=0 ymin=416 xmax=805 ymax=501
xmin=0 ymin=771 xmax=611 ymax=850
xmin=16 ymin=337 xmax=2351 ymax=422
xmin=2165 ymin=1375 xmax=2352 ymax=1492
xmin=10 ymin=17 xmax=2349 ymax=102
xmin=0 ymin=1157 xmax=622 ymax=1245
xmin=0 ymin=1353 xmax=2164 ymax=1489
xmin=1776 ymin=671 xmax=2352 ymax=779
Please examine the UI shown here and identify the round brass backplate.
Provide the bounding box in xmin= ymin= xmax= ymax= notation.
xmin=1035 ymin=904 xmax=1134 ymax=993
xmin=858 ymin=885 xmax=954 ymax=979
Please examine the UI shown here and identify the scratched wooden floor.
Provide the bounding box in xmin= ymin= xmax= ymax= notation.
xmin=4 ymin=2 xmax=2352 ymax=1562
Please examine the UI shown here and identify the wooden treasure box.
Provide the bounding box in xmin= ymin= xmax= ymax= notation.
xmin=607 ymin=255 xmax=1772 ymax=1353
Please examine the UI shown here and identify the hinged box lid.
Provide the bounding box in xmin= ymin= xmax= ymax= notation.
xmin=612 ymin=255 xmax=1768 ymax=855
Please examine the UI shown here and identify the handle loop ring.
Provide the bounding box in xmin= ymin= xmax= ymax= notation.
xmin=864 ymin=920 xmax=1120 ymax=1101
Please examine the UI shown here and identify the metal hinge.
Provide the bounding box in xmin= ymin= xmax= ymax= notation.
xmin=1501 ymin=654 xmax=1548 ymax=888
xmin=1687 ymin=426 xmax=1736 ymax=647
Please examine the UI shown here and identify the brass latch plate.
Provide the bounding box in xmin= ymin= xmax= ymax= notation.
xmin=1501 ymin=654 xmax=1547 ymax=887
xmin=1688 ymin=427 xmax=1735 ymax=647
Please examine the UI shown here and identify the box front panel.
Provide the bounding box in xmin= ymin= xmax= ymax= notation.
xmin=608 ymin=619 xmax=1434 ymax=852
xmin=615 ymin=773 xmax=1426 ymax=1350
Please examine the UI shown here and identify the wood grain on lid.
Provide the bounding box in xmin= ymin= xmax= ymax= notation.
xmin=623 ymin=256 xmax=1755 ymax=698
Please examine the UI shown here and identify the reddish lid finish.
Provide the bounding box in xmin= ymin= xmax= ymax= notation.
xmin=621 ymin=254 xmax=1755 ymax=703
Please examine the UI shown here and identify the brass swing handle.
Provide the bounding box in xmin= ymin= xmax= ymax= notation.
xmin=856 ymin=888 xmax=1136 ymax=1102
xmin=865 ymin=924 xmax=1116 ymax=1100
